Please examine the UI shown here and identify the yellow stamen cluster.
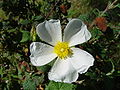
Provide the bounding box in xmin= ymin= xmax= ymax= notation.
xmin=54 ymin=41 xmax=73 ymax=59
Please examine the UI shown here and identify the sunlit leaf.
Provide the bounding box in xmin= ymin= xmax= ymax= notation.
xmin=20 ymin=30 xmax=30 ymax=42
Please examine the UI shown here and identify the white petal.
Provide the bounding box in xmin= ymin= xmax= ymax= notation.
xmin=48 ymin=58 xmax=78 ymax=83
xmin=36 ymin=19 xmax=62 ymax=45
xmin=69 ymin=48 xmax=94 ymax=74
xmin=63 ymin=19 xmax=91 ymax=46
xmin=30 ymin=42 xmax=57 ymax=66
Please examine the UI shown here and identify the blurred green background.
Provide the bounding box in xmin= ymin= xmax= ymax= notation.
xmin=0 ymin=0 xmax=120 ymax=90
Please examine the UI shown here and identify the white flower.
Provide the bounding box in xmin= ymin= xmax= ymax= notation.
xmin=30 ymin=19 xmax=94 ymax=83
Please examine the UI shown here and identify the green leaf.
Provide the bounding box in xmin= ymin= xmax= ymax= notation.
xmin=20 ymin=31 xmax=30 ymax=42
xmin=37 ymin=65 xmax=51 ymax=73
xmin=23 ymin=78 xmax=36 ymax=90
xmin=34 ymin=16 xmax=43 ymax=21
xmin=32 ymin=74 xmax=44 ymax=86
xmin=116 ymin=3 xmax=120 ymax=8
xmin=45 ymin=81 xmax=76 ymax=90
xmin=91 ymin=28 xmax=102 ymax=39
xmin=20 ymin=20 xmax=30 ymax=25
xmin=85 ymin=72 xmax=97 ymax=79
xmin=37 ymin=59 xmax=56 ymax=72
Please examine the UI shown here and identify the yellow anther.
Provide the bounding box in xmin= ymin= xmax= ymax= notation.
xmin=54 ymin=41 xmax=73 ymax=59
xmin=60 ymin=48 xmax=64 ymax=52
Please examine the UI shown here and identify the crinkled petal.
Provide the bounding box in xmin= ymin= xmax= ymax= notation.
xmin=30 ymin=42 xmax=57 ymax=66
xmin=63 ymin=19 xmax=91 ymax=46
xmin=69 ymin=48 xmax=94 ymax=74
xmin=36 ymin=19 xmax=62 ymax=46
xmin=48 ymin=58 xmax=78 ymax=83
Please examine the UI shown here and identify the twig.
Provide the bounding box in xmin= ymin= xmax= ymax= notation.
xmin=100 ymin=0 xmax=118 ymax=16
xmin=75 ymin=80 xmax=85 ymax=84
xmin=45 ymin=1 xmax=59 ymax=19
xmin=89 ymin=0 xmax=118 ymax=29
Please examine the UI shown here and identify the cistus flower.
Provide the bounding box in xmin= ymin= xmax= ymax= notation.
xmin=30 ymin=19 xmax=94 ymax=83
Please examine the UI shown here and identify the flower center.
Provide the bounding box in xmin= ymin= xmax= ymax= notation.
xmin=54 ymin=41 xmax=73 ymax=59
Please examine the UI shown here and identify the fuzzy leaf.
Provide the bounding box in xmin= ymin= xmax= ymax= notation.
xmin=23 ymin=78 xmax=36 ymax=90
xmin=45 ymin=81 xmax=76 ymax=90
